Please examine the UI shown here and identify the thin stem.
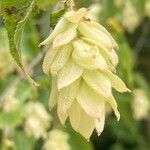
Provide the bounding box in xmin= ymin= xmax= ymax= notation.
xmin=67 ymin=0 xmax=76 ymax=10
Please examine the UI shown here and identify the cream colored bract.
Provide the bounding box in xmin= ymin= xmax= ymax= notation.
xmin=41 ymin=8 xmax=130 ymax=140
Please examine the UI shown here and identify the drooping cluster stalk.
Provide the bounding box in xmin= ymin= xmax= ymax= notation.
xmin=67 ymin=0 xmax=76 ymax=10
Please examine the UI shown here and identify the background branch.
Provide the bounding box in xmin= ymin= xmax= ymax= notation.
xmin=134 ymin=22 xmax=150 ymax=54
xmin=0 ymin=46 xmax=48 ymax=104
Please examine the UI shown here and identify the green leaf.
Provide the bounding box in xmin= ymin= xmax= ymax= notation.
xmin=14 ymin=131 xmax=36 ymax=150
xmin=1 ymin=0 xmax=38 ymax=86
xmin=66 ymin=127 xmax=94 ymax=150
xmin=0 ymin=107 xmax=25 ymax=128
xmin=37 ymin=0 xmax=57 ymax=10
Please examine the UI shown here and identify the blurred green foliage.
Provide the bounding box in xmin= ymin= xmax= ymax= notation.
xmin=0 ymin=0 xmax=150 ymax=150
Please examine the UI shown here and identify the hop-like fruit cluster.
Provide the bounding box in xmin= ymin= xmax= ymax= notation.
xmin=43 ymin=129 xmax=70 ymax=150
xmin=24 ymin=102 xmax=52 ymax=139
xmin=145 ymin=0 xmax=150 ymax=17
xmin=41 ymin=8 xmax=130 ymax=139
xmin=132 ymin=89 xmax=150 ymax=120
xmin=122 ymin=1 xmax=140 ymax=33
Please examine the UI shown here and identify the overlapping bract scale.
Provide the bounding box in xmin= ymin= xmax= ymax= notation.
xmin=41 ymin=8 xmax=130 ymax=139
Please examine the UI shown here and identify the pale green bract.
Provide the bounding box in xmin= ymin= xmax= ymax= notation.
xmin=40 ymin=8 xmax=130 ymax=140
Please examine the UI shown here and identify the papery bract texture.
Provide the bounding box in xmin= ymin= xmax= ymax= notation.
xmin=41 ymin=8 xmax=130 ymax=140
